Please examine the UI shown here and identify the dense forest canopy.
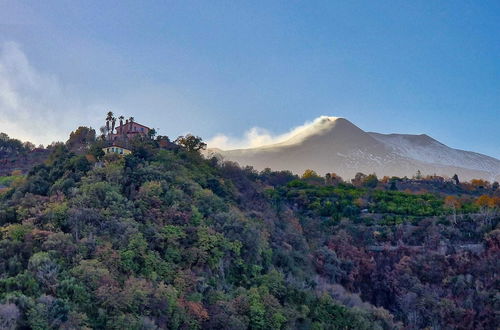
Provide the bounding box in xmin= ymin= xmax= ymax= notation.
xmin=0 ymin=125 xmax=498 ymax=329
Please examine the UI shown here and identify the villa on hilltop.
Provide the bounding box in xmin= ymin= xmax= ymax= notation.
xmin=102 ymin=113 xmax=152 ymax=155
xmin=111 ymin=121 xmax=151 ymax=141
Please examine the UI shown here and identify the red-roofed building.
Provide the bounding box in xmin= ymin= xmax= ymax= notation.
xmin=111 ymin=121 xmax=151 ymax=141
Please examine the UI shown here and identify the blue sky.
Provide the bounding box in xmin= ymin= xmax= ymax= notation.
xmin=0 ymin=1 xmax=499 ymax=157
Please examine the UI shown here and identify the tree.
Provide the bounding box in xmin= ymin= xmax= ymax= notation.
xmin=389 ymin=179 xmax=398 ymax=191
xmin=325 ymin=173 xmax=343 ymax=186
xmin=175 ymin=134 xmax=207 ymax=152
xmin=106 ymin=111 xmax=114 ymax=136
xmin=0 ymin=133 xmax=28 ymax=157
xmin=475 ymin=195 xmax=495 ymax=208
xmin=23 ymin=141 xmax=35 ymax=151
xmin=351 ymin=172 xmax=366 ymax=187
xmin=129 ymin=117 xmax=135 ymax=131
xmin=111 ymin=116 xmax=116 ymax=135
xmin=452 ymin=174 xmax=459 ymax=185
xmin=363 ymin=174 xmax=379 ymax=188
xmin=88 ymin=141 xmax=105 ymax=160
xmin=66 ymin=127 xmax=96 ymax=152
xmin=302 ymin=169 xmax=319 ymax=180
xmin=118 ymin=116 xmax=124 ymax=135
xmin=301 ymin=169 xmax=323 ymax=185
xmin=470 ymin=179 xmax=490 ymax=190
xmin=28 ymin=252 xmax=60 ymax=293
xmin=148 ymin=128 xmax=156 ymax=140
xmin=0 ymin=303 xmax=20 ymax=330
xmin=444 ymin=195 xmax=461 ymax=223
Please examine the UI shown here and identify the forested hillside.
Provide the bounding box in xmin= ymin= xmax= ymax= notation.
xmin=0 ymin=128 xmax=498 ymax=329
xmin=0 ymin=133 xmax=49 ymax=177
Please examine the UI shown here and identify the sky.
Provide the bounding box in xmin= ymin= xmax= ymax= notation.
xmin=0 ymin=0 xmax=499 ymax=157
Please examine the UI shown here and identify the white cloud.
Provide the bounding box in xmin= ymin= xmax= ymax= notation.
xmin=0 ymin=41 xmax=102 ymax=145
xmin=207 ymin=115 xmax=340 ymax=150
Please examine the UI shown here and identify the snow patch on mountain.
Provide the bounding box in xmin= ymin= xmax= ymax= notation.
xmin=369 ymin=132 xmax=500 ymax=174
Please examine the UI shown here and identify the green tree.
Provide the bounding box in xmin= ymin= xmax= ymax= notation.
xmin=363 ymin=174 xmax=379 ymax=188
xmin=175 ymin=134 xmax=207 ymax=152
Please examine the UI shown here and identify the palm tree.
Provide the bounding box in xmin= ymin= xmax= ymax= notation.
xmin=118 ymin=116 xmax=124 ymax=135
xmin=105 ymin=111 xmax=114 ymax=137
xmin=129 ymin=117 xmax=134 ymax=132
xmin=111 ymin=117 xmax=116 ymax=136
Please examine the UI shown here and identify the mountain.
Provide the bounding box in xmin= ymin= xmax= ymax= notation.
xmin=209 ymin=117 xmax=500 ymax=181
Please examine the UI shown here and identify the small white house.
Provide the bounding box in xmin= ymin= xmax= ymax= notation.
xmin=102 ymin=145 xmax=132 ymax=156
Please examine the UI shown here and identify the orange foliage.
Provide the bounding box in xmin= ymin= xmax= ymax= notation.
xmin=179 ymin=299 xmax=209 ymax=321
xmin=302 ymin=169 xmax=320 ymax=179
xmin=444 ymin=195 xmax=461 ymax=209
xmin=11 ymin=169 xmax=23 ymax=176
xmin=470 ymin=179 xmax=490 ymax=189
xmin=85 ymin=154 xmax=97 ymax=163
xmin=475 ymin=195 xmax=497 ymax=208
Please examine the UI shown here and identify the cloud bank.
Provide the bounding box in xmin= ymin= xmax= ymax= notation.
xmin=207 ymin=116 xmax=340 ymax=150
xmin=0 ymin=42 xmax=102 ymax=145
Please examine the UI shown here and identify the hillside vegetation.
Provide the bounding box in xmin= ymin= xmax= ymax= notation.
xmin=0 ymin=128 xmax=498 ymax=329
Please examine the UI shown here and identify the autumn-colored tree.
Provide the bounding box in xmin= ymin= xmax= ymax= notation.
xmin=475 ymin=195 xmax=496 ymax=208
xmin=302 ymin=169 xmax=319 ymax=179
xmin=470 ymin=179 xmax=490 ymax=189
xmin=302 ymin=169 xmax=323 ymax=185
xmin=444 ymin=195 xmax=461 ymax=209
